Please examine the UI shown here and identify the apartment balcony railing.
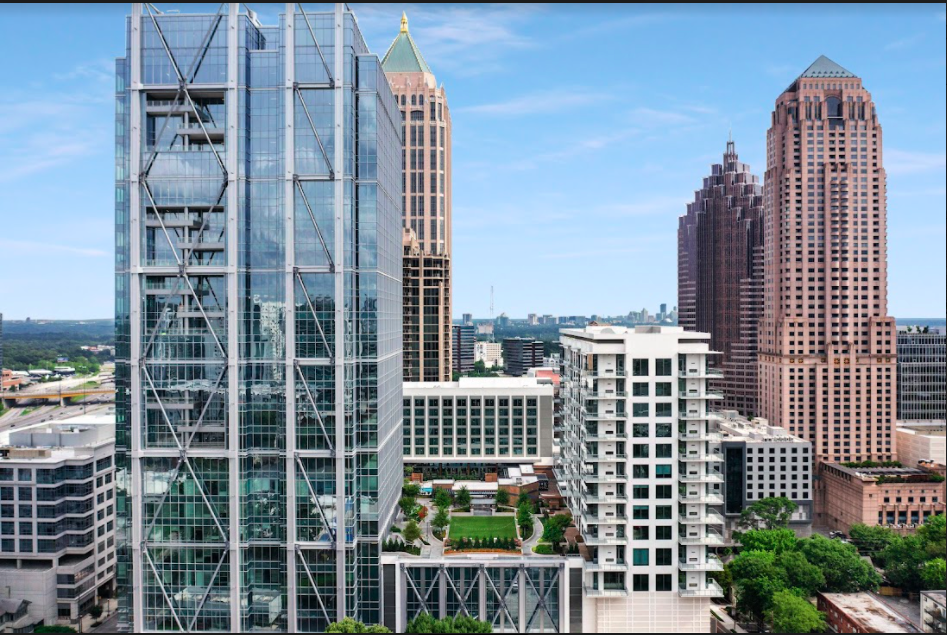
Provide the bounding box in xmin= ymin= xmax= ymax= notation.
xmin=585 ymin=586 xmax=629 ymax=598
xmin=679 ymin=493 xmax=725 ymax=505
xmin=679 ymin=369 xmax=724 ymax=379
xmin=678 ymin=580 xmax=725 ymax=598
xmin=585 ymin=561 xmax=629 ymax=572
xmin=679 ymin=472 xmax=725 ymax=485
xmin=584 ymin=433 xmax=625 ymax=442
xmin=679 ymin=452 xmax=724 ymax=463
xmin=679 ymin=532 xmax=725 ymax=547
xmin=679 ymin=431 xmax=723 ymax=443
xmin=583 ymin=535 xmax=629 ymax=547
xmin=678 ymin=555 xmax=724 ymax=572
xmin=587 ymin=391 xmax=628 ymax=399
xmin=584 ymin=474 xmax=628 ymax=484
xmin=679 ymin=510 xmax=726 ymax=526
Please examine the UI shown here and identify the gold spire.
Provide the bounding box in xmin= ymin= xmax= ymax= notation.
xmin=401 ymin=12 xmax=409 ymax=34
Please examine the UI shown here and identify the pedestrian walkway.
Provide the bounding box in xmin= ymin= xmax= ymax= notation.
xmin=522 ymin=517 xmax=544 ymax=554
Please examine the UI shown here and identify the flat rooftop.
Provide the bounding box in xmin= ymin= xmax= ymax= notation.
xmin=821 ymin=593 xmax=920 ymax=633
xmin=405 ymin=377 xmax=552 ymax=391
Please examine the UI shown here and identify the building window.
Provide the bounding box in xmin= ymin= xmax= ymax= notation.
xmin=633 ymin=360 xmax=650 ymax=376
xmin=633 ymin=574 xmax=649 ymax=592
xmin=656 ymin=359 xmax=673 ymax=376
xmin=656 ymin=574 xmax=673 ymax=592
xmin=633 ymin=549 xmax=650 ymax=566
xmin=656 ymin=549 xmax=673 ymax=566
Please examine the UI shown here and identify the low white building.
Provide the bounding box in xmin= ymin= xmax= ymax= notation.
xmin=0 ymin=414 xmax=116 ymax=624
xmin=896 ymin=421 xmax=946 ymax=469
xmin=475 ymin=341 xmax=504 ymax=369
xmin=403 ymin=378 xmax=554 ymax=465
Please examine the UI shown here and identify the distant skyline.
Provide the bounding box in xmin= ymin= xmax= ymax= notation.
xmin=0 ymin=3 xmax=944 ymax=320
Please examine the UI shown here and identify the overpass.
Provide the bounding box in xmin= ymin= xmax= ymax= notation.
xmin=2 ymin=388 xmax=116 ymax=409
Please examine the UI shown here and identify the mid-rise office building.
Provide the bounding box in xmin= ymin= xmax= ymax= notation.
xmin=679 ymin=139 xmax=764 ymax=417
xmin=115 ymin=4 xmax=402 ymax=631
xmin=475 ymin=341 xmax=503 ymax=369
xmin=462 ymin=313 xmax=473 ymax=326
xmin=503 ymin=338 xmax=544 ymax=377
xmin=759 ymin=56 xmax=897 ymax=465
xmin=822 ymin=462 xmax=946 ymax=533
xmin=897 ymin=330 xmax=946 ymax=421
xmin=0 ymin=416 xmax=116 ymax=625
xmin=451 ymin=325 xmax=475 ymax=375
xmin=403 ymin=378 xmax=554 ymax=466
xmin=403 ymin=230 xmax=452 ymax=381
xmin=717 ymin=411 xmax=813 ymax=537
xmin=559 ymin=326 xmax=723 ymax=634
xmin=384 ymin=15 xmax=453 ymax=384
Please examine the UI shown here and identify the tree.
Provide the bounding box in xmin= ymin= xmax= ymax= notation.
xmin=403 ymin=482 xmax=422 ymax=498
xmin=882 ymin=535 xmax=929 ymax=591
xmin=736 ymin=529 xmax=797 ymax=554
xmin=776 ymin=551 xmax=825 ymax=598
xmin=495 ymin=488 xmax=510 ymax=508
xmin=434 ymin=488 xmax=453 ymax=510
xmin=406 ymin=613 xmax=492 ymax=633
xmin=922 ymin=558 xmax=946 ymax=591
xmin=542 ymin=514 xmax=572 ymax=546
xmin=326 ymin=618 xmax=392 ymax=633
xmin=517 ymin=491 xmax=532 ymax=509
xmin=739 ymin=497 xmax=798 ymax=531
xmin=767 ymin=590 xmax=826 ymax=634
xmin=849 ymin=523 xmax=898 ymax=563
xmin=918 ymin=514 xmax=946 ymax=560
xmin=798 ymin=535 xmax=881 ymax=593
xmin=455 ymin=487 xmax=472 ymax=509
xmin=517 ymin=502 xmax=534 ymax=538
xmin=399 ymin=496 xmax=417 ymax=518
xmin=403 ymin=520 xmax=422 ymax=546
xmin=89 ymin=604 xmax=104 ymax=620
xmin=729 ymin=551 xmax=787 ymax=630
xmin=432 ymin=507 xmax=450 ymax=533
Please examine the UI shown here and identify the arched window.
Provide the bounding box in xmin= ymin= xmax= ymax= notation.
xmin=411 ymin=95 xmax=417 ymax=106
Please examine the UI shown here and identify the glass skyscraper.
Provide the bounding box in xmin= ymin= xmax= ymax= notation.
xmin=115 ymin=4 xmax=403 ymax=631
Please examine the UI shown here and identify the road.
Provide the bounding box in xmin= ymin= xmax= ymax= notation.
xmin=0 ymin=400 xmax=114 ymax=435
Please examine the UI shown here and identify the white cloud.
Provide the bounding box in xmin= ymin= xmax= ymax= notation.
xmin=885 ymin=33 xmax=925 ymax=51
xmin=458 ymin=92 xmax=607 ymax=116
xmin=886 ymin=149 xmax=947 ymax=175
xmin=0 ymin=239 xmax=109 ymax=258
xmin=354 ymin=3 xmax=543 ymax=75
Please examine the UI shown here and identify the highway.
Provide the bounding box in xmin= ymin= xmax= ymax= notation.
xmin=0 ymin=365 xmax=116 ymax=434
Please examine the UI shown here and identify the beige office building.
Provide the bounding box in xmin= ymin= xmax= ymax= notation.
xmin=384 ymin=15 xmax=453 ymax=381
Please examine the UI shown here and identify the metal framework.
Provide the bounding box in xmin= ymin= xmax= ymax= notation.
xmin=397 ymin=561 xmax=566 ymax=634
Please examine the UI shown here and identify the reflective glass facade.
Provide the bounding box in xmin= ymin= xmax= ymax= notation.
xmin=116 ymin=4 xmax=402 ymax=631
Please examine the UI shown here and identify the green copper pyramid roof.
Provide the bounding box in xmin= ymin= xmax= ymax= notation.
xmin=382 ymin=13 xmax=432 ymax=74
xmin=799 ymin=55 xmax=856 ymax=79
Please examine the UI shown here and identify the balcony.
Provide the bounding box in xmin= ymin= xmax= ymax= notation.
xmin=683 ymin=391 xmax=724 ymax=400
xmin=588 ymin=391 xmax=627 ymax=399
xmin=584 ymin=473 xmax=627 ymax=484
xmin=679 ymin=580 xmax=725 ymax=598
xmin=679 ymin=492 xmax=724 ymax=505
xmin=583 ymin=452 xmax=626 ymax=463
xmin=585 ymin=562 xmax=629 ymax=573
xmin=582 ymin=494 xmax=618 ymax=504
xmin=584 ymin=535 xmax=629 ymax=547
xmin=585 ymin=412 xmax=628 ymax=422
xmin=679 ymin=369 xmax=724 ymax=379
xmin=584 ymin=514 xmax=626 ymax=525
xmin=585 ymin=586 xmax=629 ymax=598
xmin=679 ymin=452 xmax=724 ymax=463
xmin=680 ymin=472 xmax=725 ymax=485
xmin=679 ymin=510 xmax=726 ymax=526
xmin=679 ymin=431 xmax=722 ymax=443
xmin=590 ymin=370 xmax=627 ymax=379
xmin=679 ymin=532 xmax=725 ymax=547
xmin=585 ymin=433 xmax=625 ymax=442
xmin=679 ymin=412 xmax=721 ymax=423
xmin=678 ymin=555 xmax=724 ymax=572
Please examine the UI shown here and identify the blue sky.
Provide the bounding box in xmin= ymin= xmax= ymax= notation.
xmin=0 ymin=3 xmax=944 ymax=321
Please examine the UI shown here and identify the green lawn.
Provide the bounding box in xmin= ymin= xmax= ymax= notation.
xmin=449 ymin=516 xmax=517 ymax=541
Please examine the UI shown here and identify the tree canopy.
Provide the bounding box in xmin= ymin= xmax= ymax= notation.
xmin=797 ymin=535 xmax=881 ymax=593
xmin=736 ymin=528 xmax=797 ymax=554
xmin=738 ymin=497 xmax=798 ymax=531
xmin=406 ymin=613 xmax=493 ymax=633
xmin=455 ymin=487 xmax=472 ymax=508
xmin=326 ymin=618 xmax=391 ymax=633
xmin=403 ymin=520 xmax=422 ymax=546
xmin=767 ymin=590 xmax=826 ymax=634
xmin=541 ymin=514 xmax=572 ymax=546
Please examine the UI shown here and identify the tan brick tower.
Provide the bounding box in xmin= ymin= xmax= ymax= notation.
xmin=759 ymin=56 xmax=897 ymax=467
xmin=384 ymin=14 xmax=453 ymax=381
